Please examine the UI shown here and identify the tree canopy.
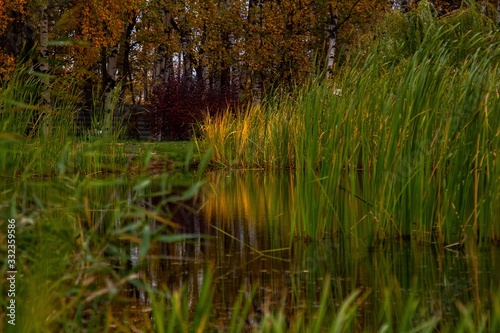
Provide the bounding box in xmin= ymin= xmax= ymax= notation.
xmin=1 ymin=0 xmax=498 ymax=104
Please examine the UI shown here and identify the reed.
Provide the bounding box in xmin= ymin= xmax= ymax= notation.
xmin=142 ymin=236 xmax=500 ymax=332
xmin=197 ymin=102 xmax=298 ymax=170
xmin=146 ymin=269 xmax=500 ymax=332
xmin=0 ymin=64 xmax=137 ymax=178
xmin=0 ymin=59 xmax=208 ymax=332
xmin=0 ymin=172 xmax=208 ymax=332
xmin=199 ymin=3 xmax=500 ymax=245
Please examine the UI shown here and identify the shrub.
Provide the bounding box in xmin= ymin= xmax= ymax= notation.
xmin=146 ymin=76 xmax=240 ymax=141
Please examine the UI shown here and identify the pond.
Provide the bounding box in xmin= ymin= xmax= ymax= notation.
xmin=113 ymin=170 xmax=500 ymax=331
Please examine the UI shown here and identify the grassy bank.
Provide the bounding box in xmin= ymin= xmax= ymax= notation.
xmin=199 ymin=3 xmax=500 ymax=245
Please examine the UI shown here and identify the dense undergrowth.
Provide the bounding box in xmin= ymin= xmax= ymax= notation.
xmin=200 ymin=2 xmax=500 ymax=245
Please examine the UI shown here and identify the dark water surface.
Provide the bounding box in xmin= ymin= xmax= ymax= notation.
xmin=118 ymin=170 xmax=500 ymax=330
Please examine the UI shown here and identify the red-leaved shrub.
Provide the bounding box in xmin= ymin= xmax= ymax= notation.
xmin=146 ymin=76 xmax=240 ymax=140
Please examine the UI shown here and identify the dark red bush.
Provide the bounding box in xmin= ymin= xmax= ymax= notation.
xmin=146 ymin=76 xmax=240 ymax=141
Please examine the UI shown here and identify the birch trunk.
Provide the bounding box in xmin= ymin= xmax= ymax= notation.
xmin=392 ymin=0 xmax=402 ymax=11
xmin=103 ymin=45 xmax=118 ymax=136
xmin=228 ymin=33 xmax=239 ymax=90
xmin=107 ymin=45 xmax=118 ymax=84
xmin=39 ymin=4 xmax=51 ymax=136
xmin=181 ymin=35 xmax=191 ymax=78
xmin=123 ymin=16 xmax=137 ymax=104
xmin=248 ymin=0 xmax=263 ymax=103
xmin=154 ymin=47 xmax=166 ymax=83
xmin=251 ymin=74 xmax=262 ymax=105
xmin=326 ymin=13 xmax=338 ymax=78
xmin=154 ymin=10 xmax=175 ymax=84
xmin=392 ymin=0 xmax=410 ymax=12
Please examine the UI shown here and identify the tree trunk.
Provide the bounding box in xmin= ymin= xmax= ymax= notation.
xmin=392 ymin=0 xmax=402 ymax=11
xmin=154 ymin=10 xmax=175 ymax=85
xmin=228 ymin=32 xmax=239 ymax=90
xmin=154 ymin=45 xmax=166 ymax=83
xmin=392 ymin=0 xmax=410 ymax=12
xmin=107 ymin=45 xmax=118 ymax=85
xmin=248 ymin=0 xmax=263 ymax=103
xmin=101 ymin=45 xmax=118 ymax=137
xmin=251 ymin=73 xmax=262 ymax=105
xmin=39 ymin=4 xmax=51 ymax=136
xmin=107 ymin=44 xmax=118 ymax=132
xmin=181 ymin=34 xmax=191 ymax=78
xmin=326 ymin=8 xmax=338 ymax=78
xmin=122 ymin=15 xmax=137 ymax=104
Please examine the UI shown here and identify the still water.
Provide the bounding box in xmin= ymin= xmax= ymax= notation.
xmin=117 ymin=170 xmax=499 ymax=330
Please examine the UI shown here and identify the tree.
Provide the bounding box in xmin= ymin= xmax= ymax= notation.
xmin=51 ymin=0 xmax=142 ymax=133
xmin=0 ymin=0 xmax=28 ymax=81
xmin=3 ymin=0 xmax=448 ymax=140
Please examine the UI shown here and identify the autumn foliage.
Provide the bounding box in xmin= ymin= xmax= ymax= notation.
xmin=0 ymin=0 xmax=26 ymax=80
xmin=1 ymin=0 xmax=499 ymax=137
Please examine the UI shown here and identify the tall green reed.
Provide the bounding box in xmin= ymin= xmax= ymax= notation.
xmin=200 ymin=2 xmax=500 ymax=245
xmin=0 ymin=57 xmax=209 ymax=332
xmin=0 ymin=63 xmax=135 ymax=178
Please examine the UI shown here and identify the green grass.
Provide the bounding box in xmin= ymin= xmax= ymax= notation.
xmin=199 ymin=2 xmax=500 ymax=245
xmin=116 ymin=140 xmax=200 ymax=172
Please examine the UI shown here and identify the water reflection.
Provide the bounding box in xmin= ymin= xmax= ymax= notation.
xmin=118 ymin=170 xmax=499 ymax=330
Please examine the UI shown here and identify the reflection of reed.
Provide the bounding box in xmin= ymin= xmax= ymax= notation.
xmin=200 ymin=170 xmax=294 ymax=249
xmin=89 ymin=175 xmax=500 ymax=330
xmin=288 ymin=239 xmax=500 ymax=331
